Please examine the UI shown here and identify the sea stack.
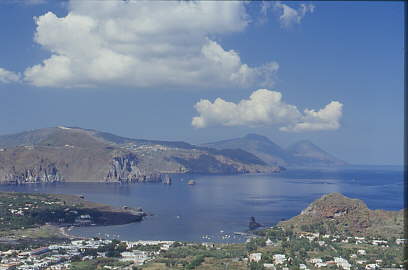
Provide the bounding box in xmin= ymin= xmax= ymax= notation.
xmin=249 ymin=216 xmax=262 ymax=230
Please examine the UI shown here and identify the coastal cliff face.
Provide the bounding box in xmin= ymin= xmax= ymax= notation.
xmin=105 ymin=153 xmax=172 ymax=183
xmin=1 ymin=163 xmax=63 ymax=184
xmin=106 ymin=153 xmax=142 ymax=182
xmin=279 ymin=193 xmax=403 ymax=238
xmin=0 ymin=127 xmax=281 ymax=183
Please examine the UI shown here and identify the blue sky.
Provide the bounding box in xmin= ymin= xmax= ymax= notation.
xmin=0 ymin=1 xmax=404 ymax=165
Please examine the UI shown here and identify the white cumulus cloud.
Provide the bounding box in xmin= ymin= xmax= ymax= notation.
xmin=0 ymin=68 xmax=20 ymax=83
xmin=274 ymin=1 xmax=315 ymax=28
xmin=23 ymin=0 xmax=279 ymax=89
xmin=192 ymin=89 xmax=343 ymax=132
xmin=281 ymin=101 xmax=343 ymax=132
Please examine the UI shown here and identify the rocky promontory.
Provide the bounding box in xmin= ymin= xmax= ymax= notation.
xmin=0 ymin=192 xmax=146 ymax=231
xmin=278 ymin=192 xmax=404 ymax=238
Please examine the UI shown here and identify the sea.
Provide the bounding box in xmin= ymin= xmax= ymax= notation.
xmin=0 ymin=165 xmax=403 ymax=243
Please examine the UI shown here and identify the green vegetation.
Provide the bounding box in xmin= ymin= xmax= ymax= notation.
xmin=97 ymin=239 xmax=127 ymax=257
xmin=152 ymin=242 xmax=247 ymax=269
xmin=141 ymin=226 xmax=403 ymax=269
xmin=0 ymin=191 xmax=143 ymax=232
xmin=70 ymin=258 xmax=132 ymax=270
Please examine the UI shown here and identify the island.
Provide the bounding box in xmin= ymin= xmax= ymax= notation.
xmin=0 ymin=127 xmax=282 ymax=185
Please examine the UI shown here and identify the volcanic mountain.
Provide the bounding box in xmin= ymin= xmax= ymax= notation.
xmin=203 ymin=134 xmax=346 ymax=167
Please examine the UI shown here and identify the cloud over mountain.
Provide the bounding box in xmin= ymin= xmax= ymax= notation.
xmin=192 ymin=89 xmax=343 ymax=132
xmin=23 ymin=1 xmax=278 ymax=88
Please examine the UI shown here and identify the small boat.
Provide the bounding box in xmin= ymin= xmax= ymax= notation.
xmin=187 ymin=180 xmax=196 ymax=185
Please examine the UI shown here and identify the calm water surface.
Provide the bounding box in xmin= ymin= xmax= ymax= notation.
xmin=0 ymin=165 xmax=403 ymax=243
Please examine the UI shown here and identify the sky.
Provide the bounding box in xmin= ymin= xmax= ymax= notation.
xmin=0 ymin=0 xmax=404 ymax=165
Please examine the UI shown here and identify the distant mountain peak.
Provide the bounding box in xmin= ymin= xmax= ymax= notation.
xmin=203 ymin=134 xmax=347 ymax=167
xmin=243 ymin=133 xmax=272 ymax=142
xmin=287 ymin=139 xmax=347 ymax=166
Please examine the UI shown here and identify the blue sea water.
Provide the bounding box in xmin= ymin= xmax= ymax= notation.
xmin=0 ymin=165 xmax=403 ymax=243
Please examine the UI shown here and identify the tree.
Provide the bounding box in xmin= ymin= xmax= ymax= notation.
xmin=249 ymin=262 xmax=265 ymax=270
xmin=246 ymin=241 xmax=257 ymax=252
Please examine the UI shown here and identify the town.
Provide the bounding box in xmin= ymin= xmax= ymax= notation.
xmin=0 ymin=226 xmax=405 ymax=270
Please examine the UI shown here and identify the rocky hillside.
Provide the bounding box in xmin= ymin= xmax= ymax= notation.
xmin=278 ymin=193 xmax=404 ymax=238
xmin=0 ymin=127 xmax=280 ymax=184
xmin=203 ymin=134 xmax=347 ymax=167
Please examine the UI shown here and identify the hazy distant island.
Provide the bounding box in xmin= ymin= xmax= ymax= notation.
xmin=203 ymin=133 xmax=347 ymax=168
xmin=0 ymin=127 xmax=346 ymax=184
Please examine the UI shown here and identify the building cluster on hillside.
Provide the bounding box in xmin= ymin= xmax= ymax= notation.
xmin=246 ymin=231 xmax=405 ymax=270
xmin=0 ymin=239 xmax=174 ymax=270
xmin=0 ymin=229 xmax=405 ymax=270
xmin=122 ymin=143 xmax=171 ymax=153
xmin=4 ymin=201 xmax=64 ymax=217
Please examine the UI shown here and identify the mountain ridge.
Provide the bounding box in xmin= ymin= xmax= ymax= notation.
xmin=203 ymin=133 xmax=347 ymax=167
xmin=0 ymin=127 xmax=280 ymax=184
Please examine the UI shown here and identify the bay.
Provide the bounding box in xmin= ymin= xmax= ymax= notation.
xmin=0 ymin=165 xmax=403 ymax=243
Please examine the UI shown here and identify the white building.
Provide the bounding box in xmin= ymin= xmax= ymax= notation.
xmin=315 ymin=262 xmax=327 ymax=268
xmin=249 ymin=253 xmax=262 ymax=263
xmin=318 ymin=241 xmax=326 ymax=246
xmin=334 ymin=257 xmax=351 ymax=270
xmin=365 ymin=263 xmax=379 ymax=270
xmin=263 ymin=264 xmax=276 ymax=269
xmin=372 ymin=240 xmax=387 ymax=246
xmin=266 ymin=238 xmax=274 ymax=246
xmin=310 ymin=258 xmax=323 ymax=264
xmin=357 ymin=249 xmax=366 ymax=255
xmin=273 ymin=254 xmax=286 ymax=265
xmin=299 ymin=263 xmax=308 ymax=270
xmin=396 ymin=239 xmax=406 ymax=245
xmin=120 ymin=251 xmax=149 ymax=265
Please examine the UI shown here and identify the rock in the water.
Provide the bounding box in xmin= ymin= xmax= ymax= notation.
xmin=249 ymin=216 xmax=262 ymax=230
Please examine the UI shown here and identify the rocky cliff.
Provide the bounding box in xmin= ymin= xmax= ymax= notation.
xmin=2 ymin=163 xmax=63 ymax=184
